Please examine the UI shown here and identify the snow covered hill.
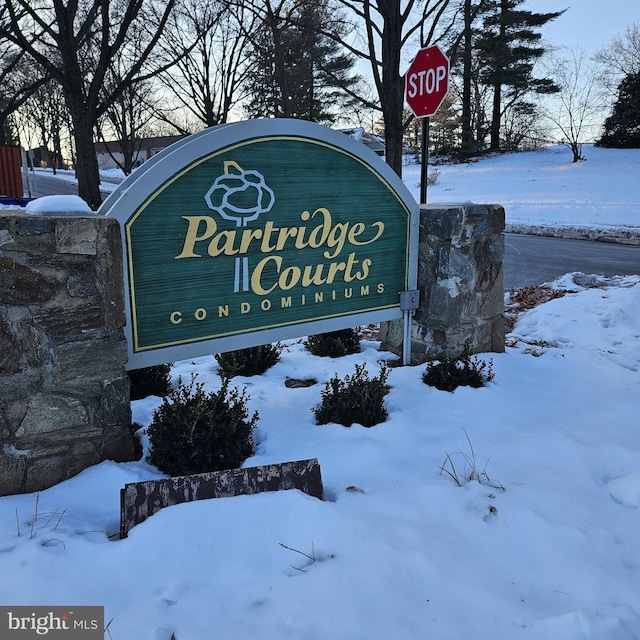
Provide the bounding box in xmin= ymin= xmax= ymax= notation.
xmin=405 ymin=144 xmax=640 ymax=244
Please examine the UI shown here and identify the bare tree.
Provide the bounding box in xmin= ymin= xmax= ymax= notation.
xmin=97 ymin=27 xmax=164 ymax=176
xmin=500 ymin=100 xmax=540 ymax=150
xmin=2 ymin=0 xmax=176 ymax=209
xmin=542 ymin=49 xmax=606 ymax=162
xmin=0 ymin=6 xmax=48 ymax=145
xmin=331 ymin=0 xmax=455 ymax=177
xmin=20 ymin=78 xmax=69 ymax=171
xmin=156 ymin=0 xmax=254 ymax=130
xmin=97 ymin=79 xmax=158 ymax=175
xmin=593 ymin=22 xmax=640 ymax=95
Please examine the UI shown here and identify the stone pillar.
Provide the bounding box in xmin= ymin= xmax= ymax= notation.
xmin=0 ymin=211 xmax=135 ymax=495
xmin=380 ymin=204 xmax=505 ymax=363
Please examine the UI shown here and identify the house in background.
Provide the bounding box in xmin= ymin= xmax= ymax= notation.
xmin=94 ymin=129 xmax=385 ymax=172
xmin=340 ymin=128 xmax=385 ymax=156
xmin=94 ymin=135 xmax=185 ymax=171
xmin=25 ymin=145 xmax=67 ymax=170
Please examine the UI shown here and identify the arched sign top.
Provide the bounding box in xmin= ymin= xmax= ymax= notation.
xmin=101 ymin=119 xmax=419 ymax=369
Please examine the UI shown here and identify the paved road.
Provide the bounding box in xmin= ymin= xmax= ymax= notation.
xmin=23 ymin=171 xmax=78 ymax=197
xmin=22 ymin=171 xmax=116 ymax=199
xmin=504 ymin=233 xmax=640 ymax=290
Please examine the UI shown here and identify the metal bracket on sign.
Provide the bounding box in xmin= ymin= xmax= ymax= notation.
xmin=400 ymin=290 xmax=420 ymax=311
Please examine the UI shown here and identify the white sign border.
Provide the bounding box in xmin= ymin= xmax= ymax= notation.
xmin=100 ymin=118 xmax=419 ymax=370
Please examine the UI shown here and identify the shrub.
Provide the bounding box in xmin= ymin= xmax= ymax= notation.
xmin=128 ymin=363 xmax=173 ymax=400
xmin=305 ymin=328 xmax=361 ymax=358
xmin=146 ymin=375 xmax=258 ymax=476
xmin=215 ymin=343 xmax=282 ymax=378
xmin=422 ymin=340 xmax=494 ymax=392
xmin=313 ymin=362 xmax=389 ymax=427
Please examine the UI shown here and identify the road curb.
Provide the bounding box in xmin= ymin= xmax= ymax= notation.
xmin=506 ymin=223 xmax=640 ymax=246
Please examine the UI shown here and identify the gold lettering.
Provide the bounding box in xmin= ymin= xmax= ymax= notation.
xmin=347 ymin=222 xmax=366 ymax=243
xmin=324 ymin=222 xmax=349 ymax=259
xmin=343 ymin=253 xmax=359 ymax=281
xmin=294 ymin=212 xmax=311 ymax=250
xmin=315 ymin=292 xmax=323 ymax=303
xmin=281 ymin=297 xmax=292 ymax=308
xmin=239 ymin=228 xmax=263 ymax=254
xmin=208 ymin=230 xmax=238 ymax=257
xmin=218 ymin=305 xmax=229 ymax=317
xmin=251 ymin=255 xmax=280 ymax=295
xmin=360 ymin=285 xmax=370 ymax=296
xmin=279 ymin=265 xmax=301 ymax=290
xmin=241 ymin=302 xmax=251 ymax=314
xmin=276 ymin=226 xmax=299 ymax=251
xmin=175 ymin=216 xmax=217 ymax=258
xmin=358 ymin=258 xmax=372 ymax=281
xmin=306 ymin=208 xmax=332 ymax=249
xmin=260 ymin=221 xmax=279 ymax=253
xmin=325 ymin=260 xmax=347 ymax=284
xmin=350 ymin=221 xmax=385 ymax=247
xmin=195 ymin=308 xmax=207 ymax=321
xmin=170 ymin=311 xmax=182 ymax=324
xmin=377 ymin=283 xmax=385 ymax=294
xmin=174 ymin=210 xmax=385 ymax=262
xmin=301 ymin=264 xmax=327 ymax=287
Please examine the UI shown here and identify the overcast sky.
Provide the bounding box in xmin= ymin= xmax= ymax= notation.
xmin=531 ymin=0 xmax=638 ymax=58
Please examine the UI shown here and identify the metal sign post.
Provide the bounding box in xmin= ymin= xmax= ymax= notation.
xmin=420 ymin=117 xmax=429 ymax=205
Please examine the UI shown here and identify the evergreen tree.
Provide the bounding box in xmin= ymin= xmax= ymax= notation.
xmin=476 ymin=0 xmax=564 ymax=150
xmin=430 ymin=93 xmax=460 ymax=154
xmin=243 ymin=0 xmax=359 ymax=124
xmin=446 ymin=0 xmax=492 ymax=155
xmin=597 ymin=71 xmax=640 ymax=148
xmin=457 ymin=0 xmax=489 ymax=154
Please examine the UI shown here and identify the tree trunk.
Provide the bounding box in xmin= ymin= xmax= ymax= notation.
xmin=489 ymin=78 xmax=501 ymax=150
xmin=68 ymin=99 xmax=102 ymax=210
xmin=267 ymin=9 xmax=291 ymax=118
xmin=461 ymin=0 xmax=473 ymax=153
xmin=570 ymin=141 xmax=582 ymax=162
xmin=489 ymin=0 xmax=508 ymax=151
xmin=381 ymin=4 xmax=404 ymax=177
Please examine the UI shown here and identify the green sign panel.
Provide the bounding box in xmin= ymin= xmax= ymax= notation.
xmin=102 ymin=120 xmax=418 ymax=369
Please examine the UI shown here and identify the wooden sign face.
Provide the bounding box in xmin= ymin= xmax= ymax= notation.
xmin=101 ymin=120 xmax=418 ymax=369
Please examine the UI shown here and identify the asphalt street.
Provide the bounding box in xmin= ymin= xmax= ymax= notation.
xmin=22 ymin=171 xmax=117 ymax=200
xmin=504 ymin=233 xmax=640 ymax=290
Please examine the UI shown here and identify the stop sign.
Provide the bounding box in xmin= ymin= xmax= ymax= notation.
xmin=405 ymin=45 xmax=450 ymax=118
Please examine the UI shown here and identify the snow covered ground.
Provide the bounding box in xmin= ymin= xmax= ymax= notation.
xmin=409 ymin=144 xmax=640 ymax=243
xmin=1 ymin=145 xmax=639 ymax=640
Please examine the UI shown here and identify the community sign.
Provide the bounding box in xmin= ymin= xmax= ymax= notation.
xmin=101 ymin=119 xmax=419 ymax=369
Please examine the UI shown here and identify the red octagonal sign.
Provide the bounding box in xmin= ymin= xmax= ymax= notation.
xmin=405 ymin=45 xmax=450 ymax=118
